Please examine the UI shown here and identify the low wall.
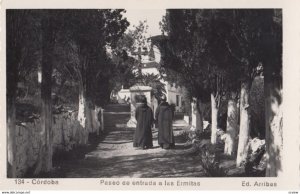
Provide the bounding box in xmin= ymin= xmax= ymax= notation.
xmin=15 ymin=110 xmax=99 ymax=177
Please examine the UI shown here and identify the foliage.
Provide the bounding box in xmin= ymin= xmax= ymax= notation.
xmin=108 ymin=20 xmax=150 ymax=92
xmin=254 ymin=9 xmax=282 ymax=81
xmin=158 ymin=10 xmax=279 ymax=104
xmin=129 ymin=20 xmax=150 ymax=53
xmin=6 ymin=10 xmax=43 ymax=113
xmin=159 ymin=10 xmax=232 ymax=104
xmin=194 ymin=143 xmax=228 ymax=177
xmin=244 ymin=143 xmax=266 ymax=177
xmin=175 ymin=130 xmax=191 ymax=143
xmin=9 ymin=9 xmax=130 ymax=113
xmin=108 ymin=20 xmax=167 ymax=100
xmin=135 ymin=73 xmax=166 ymax=99
xmin=159 ymin=12 xmax=170 ymax=36
xmin=109 ymin=45 xmax=139 ymax=91
xmin=54 ymin=9 xmax=129 ymax=106
xmin=7 ymin=10 xmax=42 ymax=82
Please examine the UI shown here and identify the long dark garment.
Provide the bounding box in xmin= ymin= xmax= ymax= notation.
xmin=155 ymin=102 xmax=175 ymax=149
xmin=133 ymin=103 xmax=154 ymax=148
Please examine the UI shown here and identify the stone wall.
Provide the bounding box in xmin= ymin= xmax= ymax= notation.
xmin=15 ymin=119 xmax=40 ymax=177
xmin=15 ymin=110 xmax=96 ymax=177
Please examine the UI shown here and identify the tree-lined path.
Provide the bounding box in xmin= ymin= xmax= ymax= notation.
xmin=57 ymin=104 xmax=207 ymax=178
xmin=7 ymin=9 xmax=282 ymax=178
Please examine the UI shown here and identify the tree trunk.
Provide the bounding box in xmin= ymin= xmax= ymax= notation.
xmin=85 ymin=100 xmax=94 ymax=133
xmin=77 ymin=79 xmax=89 ymax=144
xmin=86 ymin=100 xmax=100 ymax=133
xmin=265 ymin=73 xmax=283 ymax=177
xmin=224 ymin=92 xmax=238 ymax=156
xmin=7 ymin=89 xmax=17 ymax=178
xmin=211 ymin=93 xmax=218 ymax=144
xmin=78 ymin=80 xmax=87 ymax=128
xmin=40 ymin=81 xmax=53 ymax=173
xmin=191 ymin=97 xmax=203 ymax=132
xmin=34 ymin=14 xmax=55 ymax=174
xmin=236 ymin=80 xmax=251 ymax=167
xmin=100 ymin=108 xmax=104 ymax=132
xmin=6 ymin=10 xmax=22 ymax=178
xmin=261 ymin=9 xmax=282 ymax=176
xmin=94 ymin=106 xmax=102 ymax=135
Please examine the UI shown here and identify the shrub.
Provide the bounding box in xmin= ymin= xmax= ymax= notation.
xmin=194 ymin=143 xmax=228 ymax=177
xmin=243 ymin=140 xmax=266 ymax=177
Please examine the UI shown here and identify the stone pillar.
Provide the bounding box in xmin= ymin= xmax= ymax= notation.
xmin=126 ymin=86 xmax=152 ymax=128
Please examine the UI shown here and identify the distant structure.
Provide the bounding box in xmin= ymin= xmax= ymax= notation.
xmin=117 ymin=36 xmax=190 ymax=116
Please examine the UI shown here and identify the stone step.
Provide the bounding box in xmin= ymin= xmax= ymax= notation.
xmin=103 ymin=113 xmax=130 ymax=128
xmin=103 ymin=104 xmax=130 ymax=112
xmin=103 ymin=112 xmax=130 ymax=115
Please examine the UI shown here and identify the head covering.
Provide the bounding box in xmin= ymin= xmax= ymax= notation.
xmin=161 ymin=94 xmax=167 ymax=102
xmin=141 ymin=95 xmax=147 ymax=104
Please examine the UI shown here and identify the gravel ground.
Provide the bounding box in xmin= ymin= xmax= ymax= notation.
xmin=58 ymin=125 xmax=206 ymax=178
xmin=53 ymin=104 xmax=239 ymax=178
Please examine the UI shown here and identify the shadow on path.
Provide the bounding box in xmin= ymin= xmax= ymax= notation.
xmin=54 ymin=104 xmax=205 ymax=178
xmin=56 ymin=124 xmax=203 ymax=178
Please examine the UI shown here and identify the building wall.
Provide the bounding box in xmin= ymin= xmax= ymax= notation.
xmin=166 ymin=83 xmax=189 ymax=113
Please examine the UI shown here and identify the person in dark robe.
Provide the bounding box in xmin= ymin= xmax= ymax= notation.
xmin=155 ymin=95 xmax=175 ymax=149
xmin=133 ymin=96 xmax=154 ymax=149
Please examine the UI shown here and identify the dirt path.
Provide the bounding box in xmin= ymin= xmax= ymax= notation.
xmin=53 ymin=104 xmax=241 ymax=178
xmin=58 ymin=124 xmax=206 ymax=178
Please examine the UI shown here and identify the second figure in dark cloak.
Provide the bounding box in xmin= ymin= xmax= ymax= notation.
xmin=155 ymin=95 xmax=175 ymax=149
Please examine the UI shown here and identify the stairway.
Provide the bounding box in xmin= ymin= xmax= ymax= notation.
xmin=103 ymin=104 xmax=130 ymax=128
xmin=103 ymin=104 xmax=130 ymax=112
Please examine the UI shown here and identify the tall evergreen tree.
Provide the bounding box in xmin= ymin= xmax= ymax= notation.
xmin=60 ymin=10 xmax=129 ymax=133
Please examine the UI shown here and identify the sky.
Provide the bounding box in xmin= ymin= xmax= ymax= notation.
xmin=123 ymin=9 xmax=166 ymax=37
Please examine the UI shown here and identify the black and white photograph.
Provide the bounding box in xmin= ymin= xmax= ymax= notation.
xmin=6 ymin=8 xmax=283 ymax=179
